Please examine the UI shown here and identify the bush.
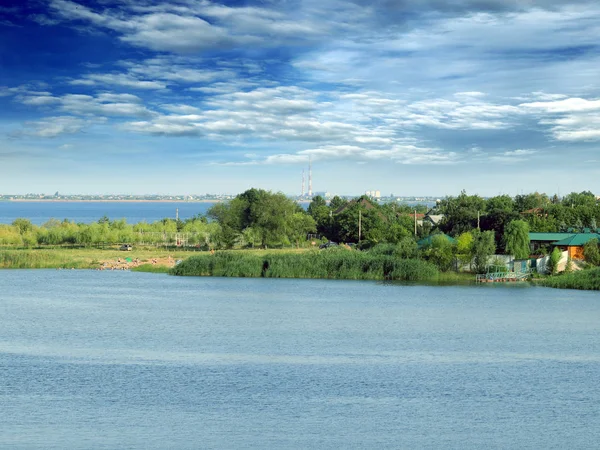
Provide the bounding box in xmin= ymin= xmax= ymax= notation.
xmin=172 ymin=250 xmax=440 ymax=281
xmin=542 ymin=267 xmax=600 ymax=290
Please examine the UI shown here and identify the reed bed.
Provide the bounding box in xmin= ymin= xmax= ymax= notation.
xmin=541 ymin=268 xmax=600 ymax=290
xmin=171 ymin=249 xmax=440 ymax=281
xmin=0 ymin=250 xmax=91 ymax=269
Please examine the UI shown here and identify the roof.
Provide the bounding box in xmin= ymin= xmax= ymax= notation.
xmin=333 ymin=197 xmax=377 ymax=215
xmin=425 ymin=214 xmax=444 ymax=225
xmin=529 ymin=233 xmax=575 ymax=242
xmin=552 ymin=233 xmax=600 ymax=247
xmin=401 ymin=213 xmax=425 ymax=219
xmin=417 ymin=233 xmax=457 ymax=248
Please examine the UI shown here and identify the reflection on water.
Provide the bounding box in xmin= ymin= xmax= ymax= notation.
xmin=1 ymin=270 xmax=599 ymax=449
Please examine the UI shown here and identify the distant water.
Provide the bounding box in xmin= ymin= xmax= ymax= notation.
xmin=0 ymin=200 xmax=432 ymax=225
xmin=1 ymin=271 xmax=600 ymax=449
xmin=0 ymin=201 xmax=215 ymax=225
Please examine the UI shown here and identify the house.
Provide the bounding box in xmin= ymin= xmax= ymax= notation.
xmin=551 ymin=233 xmax=600 ymax=260
xmin=529 ymin=233 xmax=575 ymax=253
xmin=423 ymin=209 xmax=444 ymax=228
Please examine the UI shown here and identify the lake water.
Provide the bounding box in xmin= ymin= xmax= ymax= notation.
xmin=0 ymin=200 xmax=428 ymax=225
xmin=0 ymin=202 xmax=215 ymax=225
xmin=1 ymin=271 xmax=599 ymax=449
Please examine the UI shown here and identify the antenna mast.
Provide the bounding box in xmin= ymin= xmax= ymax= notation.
xmin=308 ymin=156 xmax=313 ymax=197
xmin=301 ymin=169 xmax=305 ymax=197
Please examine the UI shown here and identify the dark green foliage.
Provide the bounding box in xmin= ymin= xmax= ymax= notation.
xmin=472 ymin=230 xmax=496 ymax=273
xmin=583 ymin=239 xmax=600 ymax=266
xmin=421 ymin=234 xmax=455 ymax=272
xmin=171 ymin=250 xmax=439 ymax=281
xmin=542 ymin=267 xmax=600 ymax=290
xmin=438 ymin=190 xmax=485 ymax=235
xmin=503 ymin=220 xmax=530 ymax=259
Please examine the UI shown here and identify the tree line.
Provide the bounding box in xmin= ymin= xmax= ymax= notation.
xmin=3 ymin=188 xmax=600 ymax=272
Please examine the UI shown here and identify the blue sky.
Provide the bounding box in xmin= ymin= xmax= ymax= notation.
xmin=1 ymin=0 xmax=599 ymax=196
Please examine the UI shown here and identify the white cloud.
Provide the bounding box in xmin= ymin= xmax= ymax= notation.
xmin=521 ymin=98 xmax=600 ymax=113
xmin=489 ymin=149 xmax=538 ymax=162
xmin=16 ymin=116 xmax=90 ymax=138
xmin=47 ymin=0 xmax=324 ymax=54
xmin=70 ymin=73 xmax=167 ymax=90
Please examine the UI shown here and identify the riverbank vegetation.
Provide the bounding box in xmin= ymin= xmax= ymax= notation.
xmin=171 ymin=248 xmax=441 ymax=281
xmin=4 ymin=188 xmax=600 ymax=289
xmin=541 ymin=267 xmax=600 ymax=290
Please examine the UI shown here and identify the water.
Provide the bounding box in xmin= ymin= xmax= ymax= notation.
xmin=0 ymin=201 xmax=215 ymax=225
xmin=0 ymin=200 xmax=423 ymax=226
xmin=1 ymin=271 xmax=599 ymax=449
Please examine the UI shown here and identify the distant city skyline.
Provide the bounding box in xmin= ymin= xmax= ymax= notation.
xmin=1 ymin=1 xmax=600 ymax=195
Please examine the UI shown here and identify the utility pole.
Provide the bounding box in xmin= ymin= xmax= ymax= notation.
xmin=176 ymin=208 xmax=179 ymax=221
xmin=414 ymin=209 xmax=417 ymax=237
xmin=477 ymin=210 xmax=480 ymax=230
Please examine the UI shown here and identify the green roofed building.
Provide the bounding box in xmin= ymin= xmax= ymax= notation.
xmin=417 ymin=233 xmax=457 ymax=248
xmin=529 ymin=233 xmax=575 ymax=253
xmin=552 ymin=233 xmax=600 ymax=260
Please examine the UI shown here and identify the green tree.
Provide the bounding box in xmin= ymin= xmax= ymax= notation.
xmin=438 ymin=190 xmax=485 ymax=236
xmin=287 ymin=212 xmax=317 ymax=247
xmin=12 ymin=218 xmax=33 ymax=235
xmin=307 ymin=195 xmax=331 ymax=236
xmin=472 ymin=230 xmax=496 ymax=273
xmin=422 ymin=235 xmax=455 ymax=272
xmin=584 ymin=239 xmax=600 ymax=266
xmin=329 ymin=196 xmax=347 ymax=212
xmin=456 ymin=231 xmax=474 ymax=270
xmin=548 ymin=247 xmax=562 ymax=275
xmin=503 ymin=220 xmax=530 ymax=259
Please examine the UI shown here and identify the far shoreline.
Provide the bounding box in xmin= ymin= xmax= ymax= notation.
xmin=4 ymin=199 xmax=223 ymax=203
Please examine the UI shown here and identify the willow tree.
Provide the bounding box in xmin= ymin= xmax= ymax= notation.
xmin=503 ymin=220 xmax=530 ymax=259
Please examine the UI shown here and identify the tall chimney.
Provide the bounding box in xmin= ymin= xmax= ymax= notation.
xmin=308 ymin=156 xmax=312 ymax=197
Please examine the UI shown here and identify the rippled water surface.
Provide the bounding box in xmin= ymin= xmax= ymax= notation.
xmin=1 ymin=270 xmax=599 ymax=449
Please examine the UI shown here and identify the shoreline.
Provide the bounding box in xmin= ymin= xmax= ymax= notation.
xmin=4 ymin=199 xmax=223 ymax=203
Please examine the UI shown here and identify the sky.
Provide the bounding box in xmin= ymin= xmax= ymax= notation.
xmin=1 ymin=0 xmax=600 ymax=197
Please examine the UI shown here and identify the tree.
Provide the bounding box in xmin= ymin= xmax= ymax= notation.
xmin=584 ymin=239 xmax=600 ymax=266
xmin=421 ymin=235 xmax=455 ymax=272
xmin=329 ymin=196 xmax=347 ymax=212
xmin=548 ymin=247 xmax=562 ymax=275
xmin=307 ymin=195 xmax=331 ymax=236
xmin=12 ymin=218 xmax=33 ymax=235
xmin=472 ymin=230 xmax=496 ymax=273
xmin=514 ymin=192 xmax=550 ymax=212
xmin=503 ymin=220 xmax=530 ymax=259
xmin=456 ymin=231 xmax=474 ymax=270
xmin=438 ymin=190 xmax=485 ymax=236
xmin=287 ymin=213 xmax=317 ymax=248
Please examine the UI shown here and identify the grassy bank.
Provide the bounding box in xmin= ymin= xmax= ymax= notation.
xmin=0 ymin=247 xmax=194 ymax=269
xmin=171 ymin=249 xmax=441 ymax=282
xmin=540 ymin=267 xmax=600 ymax=290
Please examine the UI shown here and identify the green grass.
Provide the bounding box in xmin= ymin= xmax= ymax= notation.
xmin=0 ymin=250 xmax=91 ymax=269
xmin=540 ymin=267 xmax=600 ymax=290
xmin=131 ymin=264 xmax=171 ymax=274
xmin=0 ymin=247 xmax=194 ymax=269
xmin=171 ymin=249 xmax=440 ymax=282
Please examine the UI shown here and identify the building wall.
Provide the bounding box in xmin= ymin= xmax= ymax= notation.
xmin=568 ymin=246 xmax=585 ymax=260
